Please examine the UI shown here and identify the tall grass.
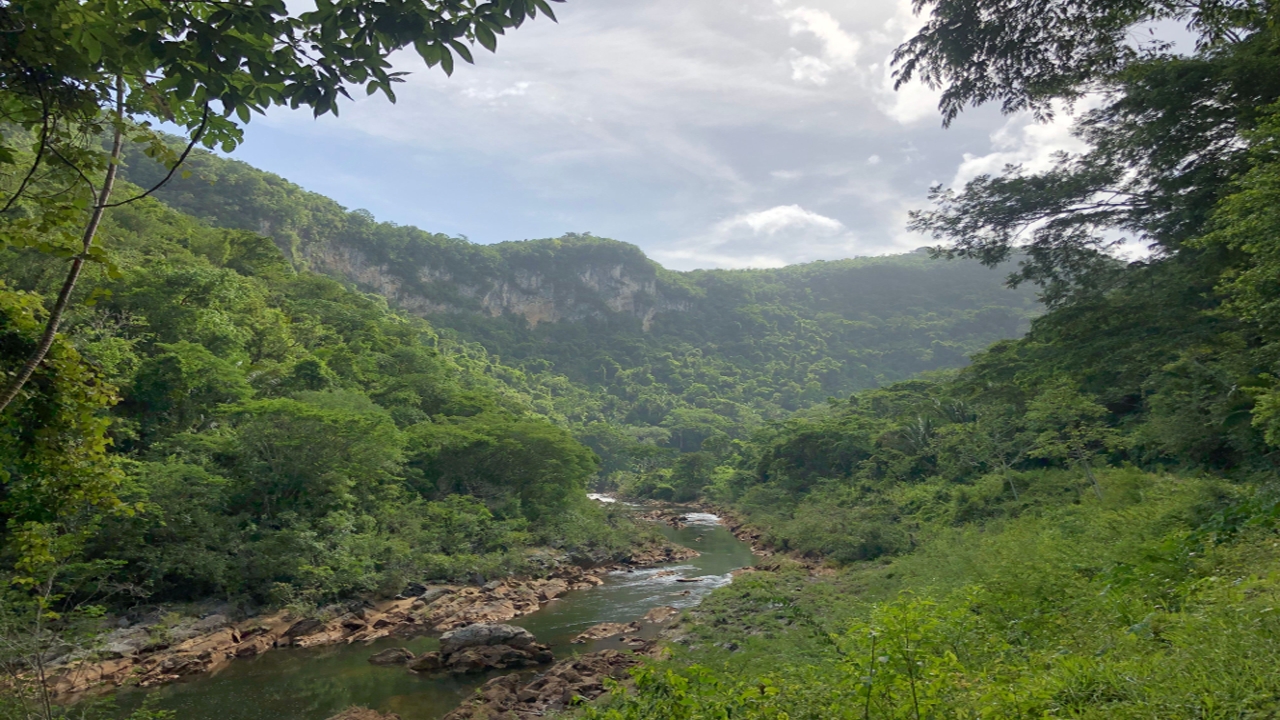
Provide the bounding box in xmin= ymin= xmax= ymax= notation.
xmin=577 ymin=470 xmax=1280 ymax=719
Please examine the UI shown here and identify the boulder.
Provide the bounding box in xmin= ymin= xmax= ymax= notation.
xmin=538 ymin=579 xmax=569 ymax=602
xmin=102 ymin=628 xmax=149 ymax=658
xmin=399 ymin=582 xmax=428 ymax=598
xmin=439 ymin=624 xmax=536 ymax=655
xmin=367 ymin=647 xmax=415 ymax=666
xmin=642 ymin=606 xmax=680 ymax=625
xmin=284 ymin=618 xmax=326 ymax=638
xmin=442 ymin=648 xmax=644 ymax=719
xmin=408 ymin=652 xmax=444 ymax=673
xmin=444 ymin=643 xmax=552 ymax=674
xmin=190 ymin=614 xmax=230 ymax=634
xmin=418 ymin=587 xmax=452 ymax=605
xmin=571 ymin=622 xmax=639 ymax=644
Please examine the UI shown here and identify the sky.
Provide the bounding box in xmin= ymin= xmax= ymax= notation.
xmin=230 ymin=0 xmax=1088 ymax=271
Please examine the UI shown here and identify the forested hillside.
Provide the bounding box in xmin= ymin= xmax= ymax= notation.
xmin=0 ymin=186 xmax=645 ymax=609
xmin=119 ymin=148 xmax=1038 ymax=486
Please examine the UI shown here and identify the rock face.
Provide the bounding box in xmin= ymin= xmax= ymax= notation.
xmin=442 ymin=649 xmax=646 ymax=720
xmin=299 ymin=238 xmax=690 ymax=331
xmin=410 ymin=624 xmax=552 ymax=675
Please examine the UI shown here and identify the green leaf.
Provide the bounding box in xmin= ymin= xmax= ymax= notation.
xmin=532 ymin=0 xmax=557 ymax=21
xmin=475 ymin=23 xmax=498 ymax=52
xmin=128 ymin=7 xmax=164 ymax=22
xmin=415 ymin=38 xmax=442 ymax=67
xmin=449 ymin=40 xmax=475 ymax=64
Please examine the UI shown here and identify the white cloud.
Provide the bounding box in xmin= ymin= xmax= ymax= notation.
xmin=655 ymin=204 xmax=865 ymax=268
xmin=789 ymin=54 xmax=834 ymax=85
xmin=460 ymin=81 xmax=532 ymax=102
xmin=239 ymin=0 xmax=1025 ymax=269
xmin=731 ymin=204 xmax=845 ymax=234
xmin=780 ymin=5 xmax=860 ymax=84
xmin=877 ymin=67 xmax=944 ymax=124
xmin=952 ymin=100 xmax=1097 ymax=186
xmin=865 ymin=0 xmax=943 ymax=125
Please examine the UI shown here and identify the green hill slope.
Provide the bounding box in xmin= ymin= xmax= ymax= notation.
xmin=119 ymin=148 xmax=1038 ymax=482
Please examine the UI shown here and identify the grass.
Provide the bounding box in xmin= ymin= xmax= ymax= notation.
xmin=572 ymin=469 xmax=1280 ymax=719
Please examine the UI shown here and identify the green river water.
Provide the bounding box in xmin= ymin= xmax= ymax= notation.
xmin=114 ymin=508 xmax=755 ymax=720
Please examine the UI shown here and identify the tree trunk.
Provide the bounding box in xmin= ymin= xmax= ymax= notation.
xmin=1002 ymin=463 xmax=1019 ymax=500
xmin=0 ymin=80 xmax=125 ymax=414
xmin=1080 ymin=459 xmax=1103 ymax=500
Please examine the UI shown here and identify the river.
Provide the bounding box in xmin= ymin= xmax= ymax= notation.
xmin=115 ymin=508 xmax=755 ymax=720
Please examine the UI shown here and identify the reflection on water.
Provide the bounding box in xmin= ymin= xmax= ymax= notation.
xmin=115 ymin=506 xmax=754 ymax=720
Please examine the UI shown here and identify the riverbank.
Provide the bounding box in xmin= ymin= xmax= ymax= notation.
xmin=49 ymin=543 xmax=698 ymax=698
xmin=630 ymin=501 xmax=826 ymax=571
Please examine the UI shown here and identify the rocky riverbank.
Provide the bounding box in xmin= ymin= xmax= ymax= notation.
xmin=49 ymin=544 xmax=697 ymax=697
xmin=438 ymin=607 xmax=682 ymax=720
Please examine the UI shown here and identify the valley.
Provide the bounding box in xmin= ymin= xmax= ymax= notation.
xmin=5 ymin=0 xmax=1280 ymax=717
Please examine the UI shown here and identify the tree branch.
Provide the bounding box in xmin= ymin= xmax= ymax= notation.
xmin=0 ymin=78 xmax=126 ymax=414
xmin=101 ymin=104 xmax=210 ymax=209
xmin=0 ymin=96 xmax=53 ymax=216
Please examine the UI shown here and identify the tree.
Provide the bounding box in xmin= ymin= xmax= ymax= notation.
xmin=405 ymin=413 xmax=598 ymax=521
xmin=122 ymin=341 xmax=253 ymax=445
xmin=211 ymin=397 xmax=405 ymax=523
xmin=936 ymin=406 xmax=1031 ymax=499
xmin=0 ymin=0 xmax=563 ymax=412
xmin=893 ymin=0 xmax=1266 ymax=125
xmin=0 ymin=286 xmax=131 ymax=720
xmin=896 ymin=0 xmax=1280 ymax=306
xmin=1025 ymin=381 xmax=1123 ymax=498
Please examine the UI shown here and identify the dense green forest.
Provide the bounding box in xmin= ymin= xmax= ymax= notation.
xmin=0 ymin=187 xmax=648 ymax=608
xmin=0 ymin=145 xmax=1033 ymax=616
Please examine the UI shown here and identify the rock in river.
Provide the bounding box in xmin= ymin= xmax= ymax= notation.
xmin=571 ymin=621 xmax=639 ymax=644
xmin=408 ymin=623 xmax=553 ymax=675
xmin=367 ymin=647 xmax=414 ymax=665
xmin=439 ymin=623 xmax=536 ymax=655
xmin=443 ymin=648 xmax=645 ymax=719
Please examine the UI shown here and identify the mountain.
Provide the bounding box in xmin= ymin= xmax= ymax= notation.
xmin=120 ymin=147 xmax=1040 ymax=441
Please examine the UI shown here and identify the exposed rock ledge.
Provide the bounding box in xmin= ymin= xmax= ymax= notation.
xmin=49 ymin=543 xmax=694 ymax=697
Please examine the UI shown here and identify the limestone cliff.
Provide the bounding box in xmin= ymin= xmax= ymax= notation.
xmin=295 ymin=233 xmax=689 ymax=330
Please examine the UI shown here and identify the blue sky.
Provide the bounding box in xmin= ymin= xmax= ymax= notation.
xmin=229 ymin=0 xmax=1090 ymax=270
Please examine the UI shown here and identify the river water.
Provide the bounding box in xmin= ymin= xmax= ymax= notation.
xmin=115 ymin=508 xmax=754 ymax=720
